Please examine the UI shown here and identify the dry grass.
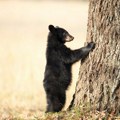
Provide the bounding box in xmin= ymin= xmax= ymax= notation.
xmin=42 ymin=107 xmax=120 ymax=120
xmin=0 ymin=1 xmax=89 ymax=119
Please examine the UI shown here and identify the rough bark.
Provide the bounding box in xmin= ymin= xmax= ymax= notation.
xmin=72 ymin=0 xmax=120 ymax=114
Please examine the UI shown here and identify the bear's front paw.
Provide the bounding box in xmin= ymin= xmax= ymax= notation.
xmin=87 ymin=42 xmax=95 ymax=50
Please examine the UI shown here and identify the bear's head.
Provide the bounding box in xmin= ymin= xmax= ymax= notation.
xmin=48 ymin=25 xmax=74 ymax=43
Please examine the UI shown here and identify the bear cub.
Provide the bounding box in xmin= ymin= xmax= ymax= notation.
xmin=43 ymin=25 xmax=95 ymax=112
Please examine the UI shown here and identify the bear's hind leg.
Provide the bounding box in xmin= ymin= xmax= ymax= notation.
xmin=52 ymin=90 xmax=66 ymax=112
xmin=46 ymin=91 xmax=66 ymax=112
xmin=46 ymin=93 xmax=54 ymax=113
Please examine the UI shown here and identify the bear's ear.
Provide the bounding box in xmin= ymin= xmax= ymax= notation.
xmin=48 ymin=25 xmax=56 ymax=33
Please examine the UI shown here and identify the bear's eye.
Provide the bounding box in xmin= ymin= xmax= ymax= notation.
xmin=63 ymin=32 xmax=66 ymax=36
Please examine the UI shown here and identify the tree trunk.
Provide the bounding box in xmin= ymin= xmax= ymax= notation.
xmin=71 ymin=0 xmax=120 ymax=114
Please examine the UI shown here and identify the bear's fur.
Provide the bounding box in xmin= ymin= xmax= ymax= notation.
xmin=43 ymin=25 xmax=95 ymax=112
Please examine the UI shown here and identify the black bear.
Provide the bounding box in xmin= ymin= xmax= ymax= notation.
xmin=43 ymin=25 xmax=95 ymax=112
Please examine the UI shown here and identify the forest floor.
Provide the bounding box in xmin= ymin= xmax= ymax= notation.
xmin=42 ymin=107 xmax=120 ymax=120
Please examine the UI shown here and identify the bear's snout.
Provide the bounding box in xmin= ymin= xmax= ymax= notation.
xmin=65 ymin=34 xmax=74 ymax=42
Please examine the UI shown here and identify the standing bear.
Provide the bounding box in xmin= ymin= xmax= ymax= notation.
xmin=43 ymin=25 xmax=95 ymax=112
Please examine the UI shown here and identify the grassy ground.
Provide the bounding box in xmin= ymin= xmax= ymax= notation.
xmin=0 ymin=0 xmax=89 ymax=119
xmin=42 ymin=107 xmax=120 ymax=120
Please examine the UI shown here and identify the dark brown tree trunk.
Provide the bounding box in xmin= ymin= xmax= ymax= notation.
xmin=71 ymin=0 xmax=120 ymax=115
